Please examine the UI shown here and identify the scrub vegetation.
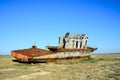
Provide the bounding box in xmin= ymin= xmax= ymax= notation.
xmin=0 ymin=54 xmax=120 ymax=80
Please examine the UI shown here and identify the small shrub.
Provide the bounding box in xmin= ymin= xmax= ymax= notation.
xmin=80 ymin=58 xmax=97 ymax=63
xmin=67 ymin=61 xmax=75 ymax=64
xmin=98 ymin=58 xmax=105 ymax=61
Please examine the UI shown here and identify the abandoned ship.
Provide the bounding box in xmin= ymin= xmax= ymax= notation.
xmin=11 ymin=32 xmax=97 ymax=62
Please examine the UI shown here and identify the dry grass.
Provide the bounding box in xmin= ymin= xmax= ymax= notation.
xmin=0 ymin=54 xmax=120 ymax=80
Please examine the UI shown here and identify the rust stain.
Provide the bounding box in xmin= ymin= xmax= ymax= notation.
xmin=11 ymin=32 xmax=97 ymax=62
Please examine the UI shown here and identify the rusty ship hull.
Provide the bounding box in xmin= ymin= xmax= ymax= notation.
xmin=11 ymin=32 xmax=97 ymax=63
xmin=11 ymin=46 xmax=97 ymax=63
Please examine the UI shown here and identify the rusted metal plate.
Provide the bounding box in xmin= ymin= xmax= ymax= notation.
xmin=11 ymin=32 xmax=97 ymax=63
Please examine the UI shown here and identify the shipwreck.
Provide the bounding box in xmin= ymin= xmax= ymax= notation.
xmin=11 ymin=32 xmax=97 ymax=62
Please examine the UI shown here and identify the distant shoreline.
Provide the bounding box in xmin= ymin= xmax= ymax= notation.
xmin=93 ymin=53 xmax=120 ymax=54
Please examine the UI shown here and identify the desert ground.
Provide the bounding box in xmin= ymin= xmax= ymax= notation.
xmin=0 ymin=53 xmax=120 ymax=80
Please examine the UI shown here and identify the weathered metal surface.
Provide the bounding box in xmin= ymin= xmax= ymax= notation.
xmin=11 ymin=46 xmax=54 ymax=61
xmin=11 ymin=32 xmax=97 ymax=62
xmin=33 ymin=51 xmax=91 ymax=59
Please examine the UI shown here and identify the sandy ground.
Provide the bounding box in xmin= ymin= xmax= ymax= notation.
xmin=0 ymin=54 xmax=120 ymax=80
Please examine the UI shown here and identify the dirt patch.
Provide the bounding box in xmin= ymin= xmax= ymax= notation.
xmin=0 ymin=68 xmax=16 ymax=72
xmin=18 ymin=72 xmax=50 ymax=80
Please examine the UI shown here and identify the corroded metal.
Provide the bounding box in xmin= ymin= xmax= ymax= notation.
xmin=11 ymin=32 xmax=97 ymax=62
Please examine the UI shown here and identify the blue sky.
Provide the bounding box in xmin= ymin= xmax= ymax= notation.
xmin=0 ymin=0 xmax=120 ymax=54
